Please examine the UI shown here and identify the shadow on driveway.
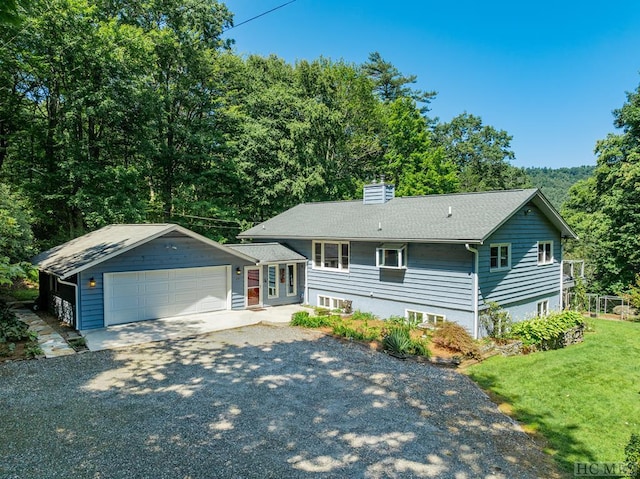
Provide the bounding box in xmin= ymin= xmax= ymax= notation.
xmin=0 ymin=325 xmax=560 ymax=479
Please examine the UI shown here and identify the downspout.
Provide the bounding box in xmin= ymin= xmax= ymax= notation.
xmin=57 ymin=276 xmax=79 ymax=330
xmin=465 ymin=244 xmax=479 ymax=339
xmin=304 ymin=259 xmax=309 ymax=305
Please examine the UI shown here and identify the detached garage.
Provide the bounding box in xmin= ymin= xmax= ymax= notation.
xmin=33 ymin=224 xmax=256 ymax=331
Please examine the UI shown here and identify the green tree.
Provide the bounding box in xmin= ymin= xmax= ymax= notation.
xmin=432 ymin=112 xmax=529 ymax=191
xmin=591 ymin=79 xmax=640 ymax=292
xmin=380 ymin=97 xmax=457 ymax=195
xmin=362 ymin=52 xmax=436 ymax=112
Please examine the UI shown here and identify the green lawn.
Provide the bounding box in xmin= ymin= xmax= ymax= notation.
xmin=466 ymin=319 xmax=640 ymax=473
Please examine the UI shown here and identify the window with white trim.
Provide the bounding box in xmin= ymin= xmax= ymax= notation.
xmin=376 ymin=243 xmax=407 ymax=269
xmin=267 ymin=265 xmax=278 ymax=298
xmin=313 ymin=241 xmax=349 ymax=271
xmin=490 ymin=243 xmax=511 ymax=271
xmin=537 ymin=300 xmax=549 ymax=317
xmin=286 ymin=264 xmax=297 ymax=296
xmin=538 ymin=241 xmax=553 ymax=265
xmin=318 ymin=295 xmax=345 ymax=310
xmin=406 ymin=309 xmax=445 ymax=325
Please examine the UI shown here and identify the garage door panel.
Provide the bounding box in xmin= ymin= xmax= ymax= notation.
xmin=104 ymin=266 xmax=229 ymax=326
xmin=143 ymin=282 xmax=171 ymax=294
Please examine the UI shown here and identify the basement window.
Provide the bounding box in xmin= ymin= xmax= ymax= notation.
xmin=376 ymin=243 xmax=407 ymax=269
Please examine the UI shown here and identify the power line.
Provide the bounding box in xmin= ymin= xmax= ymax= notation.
xmin=224 ymin=0 xmax=296 ymax=32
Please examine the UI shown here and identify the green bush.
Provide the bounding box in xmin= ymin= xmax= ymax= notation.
xmin=290 ymin=311 xmax=337 ymax=328
xmin=351 ymin=310 xmax=377 ymax=321
xmin=625 ymin=433 xmax=640 ymax=479
xmin=509 ymin=311 xmax=585 ymax=347
xmin=0 ymin=301 xmax=29 ymax=342
xmin=480 ymin=301 xmax=512 ymax=338
xmin=383 ymin=326 xmax=412 ymax=355
xmin=382 ymin=325 xmax=431 ymax=358
xmin=432 ymin=321 xmax=480 ymax=358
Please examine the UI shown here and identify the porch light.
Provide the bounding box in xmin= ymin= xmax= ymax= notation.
xmin=89 ymin=277 xmax=96 ymax=288
xmin=235 ymin=267 xmax=242 ymax=276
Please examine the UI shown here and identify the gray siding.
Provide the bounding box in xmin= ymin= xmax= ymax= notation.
xmin=77 ymin=233 xmax=253 ymax=330
xmin=478 ymin=204 xmax=562 ymax=321
xmin=263 ymin=239 xmax=475 ymax=325
xmin=260 ymin=263 xmax=304 ymax=307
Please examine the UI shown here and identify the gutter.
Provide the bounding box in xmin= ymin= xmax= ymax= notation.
xmin=465 ymin=244 xmax=480 ymax=339
xmin=56 ymin=276 xmax=79 ymax=329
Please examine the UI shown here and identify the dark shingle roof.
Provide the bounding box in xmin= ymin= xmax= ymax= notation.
xmin=33 ymin=224 xmax=255 ymax=279
xmin=226 ymin=243 xmax=306 ymax=264
xmin=238 ymin=189 xmax=576 ymax=243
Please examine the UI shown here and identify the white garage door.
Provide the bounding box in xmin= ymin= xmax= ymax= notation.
xmin=104 ymin=266 xmax=229 ymax=326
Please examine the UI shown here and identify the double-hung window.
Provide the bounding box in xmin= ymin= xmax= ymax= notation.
xmin=313 ymin=241 xmax=349 ymax=272
xmin=538 ymin=241 xmax=553 ymax=265
xmin=376 ymin=243 xmax=407 ymax=269
xmin=490 ymin=243 xmax=511 ymax=271
xmin=267 ymin=265 xmax=278 ymax=299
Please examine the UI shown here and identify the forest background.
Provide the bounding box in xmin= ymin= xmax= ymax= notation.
xmin=1 ymin=0 xmax=639 ymax=296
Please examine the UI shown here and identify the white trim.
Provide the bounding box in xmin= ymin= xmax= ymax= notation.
xmin=465 ymin=243 xmax=479 ymax=339
xmin=286 ymin=263 xmax=297 ymax=297
xmin=489 ymin=243 xmax=511 ymax=271
xmin=312 ymin=240 xmax=350 ymax=272
xmin=244 ymin=266 xmax=262 ymax=308
xmin=376 ymin=243 xmax=407 ymax=269
xmin=537 ymin=299 xmax=549 ymax=317
xmin=537 ymin=240 xmax=554 ymax=265
xmin=226 ymin=265 xmax=232 ymax=309
xmin=405 ymin=309 xmax=446 ymax=325
xmin=267 ymin=264 xmax=279 ymax=299
xmin=317 ymin=294 xmax=345 ymax=310
xmin=57 ymin=224 xmax=257 ymax=280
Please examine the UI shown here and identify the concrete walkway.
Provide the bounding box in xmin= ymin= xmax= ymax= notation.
xmin=82 ymin=304 xmax=308 ymax=351
xmin=13 ymin=309 xmax=76 ymax=358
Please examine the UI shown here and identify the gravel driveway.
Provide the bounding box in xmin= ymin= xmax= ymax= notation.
xmin=1 ymin=324 xmax=558 ymax=479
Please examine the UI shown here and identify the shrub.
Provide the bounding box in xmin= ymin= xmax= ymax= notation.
xmin=0 ymin=301 xmax=29 ymax=342
xmin=333 ymin=323 xmax=362 ymax=340
xmin=351 ymin=310 xmax=377 ymax=321
xmin=479 ymin=301 xmax=512 ymax=338
xmin=382 ymin=325 xmax=431 ymax=358
xmin=382 ymin=325 xmax=412 ymax=355
xmin=291 ymin=311 xmax=337 ymax=328
xmin=509 ymin=311 xmax=585 ymax=347
xmin=625 ymin=433 xmax=640 ymax=479
xmin=432 ymin=321 xmax=480 ymax=358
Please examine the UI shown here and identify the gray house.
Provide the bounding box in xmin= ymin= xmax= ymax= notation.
xmin=238 ymin=183 xmax=577 ymax=338
xmin=33 ymin=224 xmax=303 ymax=331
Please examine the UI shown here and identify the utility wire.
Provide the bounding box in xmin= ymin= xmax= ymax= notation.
xmin=224 ymin=0 xmax=296 ymax=32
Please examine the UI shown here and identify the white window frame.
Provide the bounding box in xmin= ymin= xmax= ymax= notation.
xmin=286 ymin=263 xmax=297 ymax=297
xmin=537 ymin=300 xmax=549 ymax=317
xmin=318 ymin=295 xmax=345 ymax=311
xmin=490 ymin=243 xmax=511 ymax=271
xmin=405 ymin=309 xmax=446 ymax=325
xmin=267 ymin=264 xmax=278 ymax=299
xmin=538 ymin=241 xmax=553 ymax=265
xmin=376 ymin=243 xmax=407 ymax=269
xmin=313 ymin=241 xmax=349 ymax=272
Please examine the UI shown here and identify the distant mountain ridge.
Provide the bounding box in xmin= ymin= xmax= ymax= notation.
xmin=524 ymin=165 xmax=596 ymax=209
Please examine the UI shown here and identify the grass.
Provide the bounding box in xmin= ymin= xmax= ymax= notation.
xmin=466 ymin=318 xmax=640 ymax=472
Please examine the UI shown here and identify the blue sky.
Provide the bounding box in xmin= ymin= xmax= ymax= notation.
xmin=222 ymin=1 xmax=640 ymax=169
